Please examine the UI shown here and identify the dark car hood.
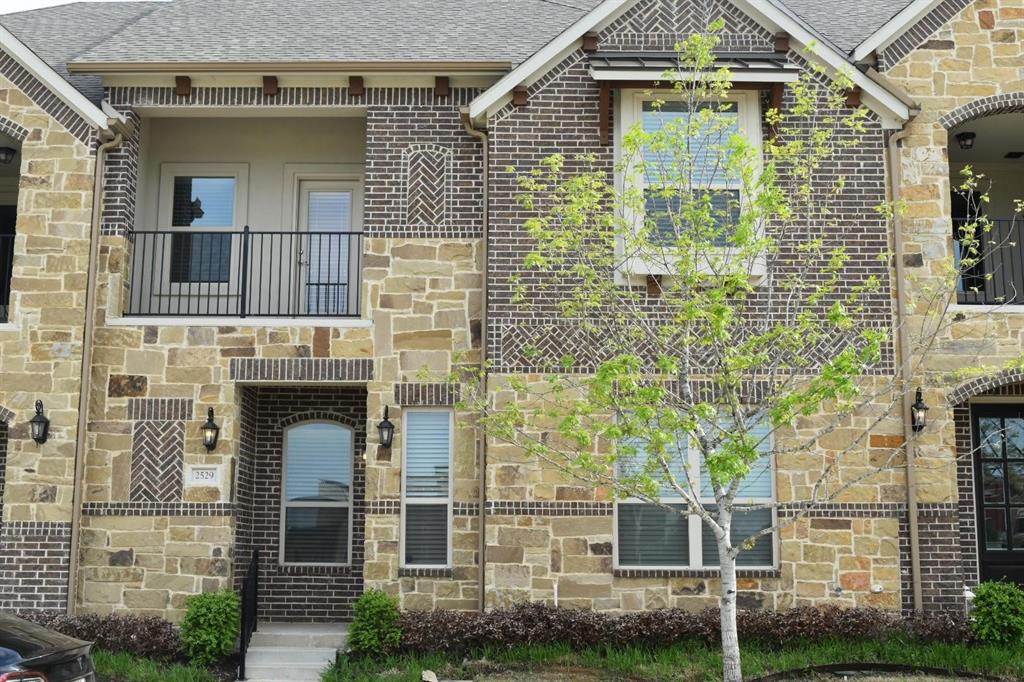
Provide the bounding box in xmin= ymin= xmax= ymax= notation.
xmin=0 ymin=614 xmax=90 ymax=668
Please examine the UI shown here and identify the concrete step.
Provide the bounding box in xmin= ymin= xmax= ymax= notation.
xmin=249 ymin=622 xmax=348 ymax=649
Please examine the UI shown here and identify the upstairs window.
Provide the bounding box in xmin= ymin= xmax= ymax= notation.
xmin=615 ymin=415 xmax=776 ymax=570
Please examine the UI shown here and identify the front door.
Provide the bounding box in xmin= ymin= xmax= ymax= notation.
xmin=297 ymin=180 xmax=361 ymax=317
xmin=973 ymin=405 xmax=1024 ymax=585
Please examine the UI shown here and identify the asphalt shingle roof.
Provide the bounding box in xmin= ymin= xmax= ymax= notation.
xmin=68 ymin=0 xmax=603 ymax=67
xmin=0 ymin=0 xmax=921 ymax=105
xmin=1 ymin=1 xmax=162 ymax=103
xmin=778 ymin=0 xmax=916 ymax=53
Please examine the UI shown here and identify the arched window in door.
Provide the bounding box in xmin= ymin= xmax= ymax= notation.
xmin=281 ymin=421 xmax=353 ymax=565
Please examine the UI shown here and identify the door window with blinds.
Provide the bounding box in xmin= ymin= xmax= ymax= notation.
xmin=620 ymin=91 xmax=760 ymax=246
xmin=615 ymin=416 xmax=776 ymax=569
xmin=157 ymin=163 xmax=248 ymax=285
xmin=402 ymin=409 xmax=453 ymax=567
xmin=280 ymin=422 xmax=354 ymax=565
xmin=297 ymin=180 xmax=361 ymax=316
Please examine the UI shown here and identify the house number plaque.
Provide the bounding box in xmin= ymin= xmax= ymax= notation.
xmin=185 ymin=465 xmax=222 ymax=486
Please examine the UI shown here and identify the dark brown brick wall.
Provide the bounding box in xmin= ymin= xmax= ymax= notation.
xmin=0 ymin=50 xmax=94 ymax=142
xmin=0 ymin=521 xmax=71 ymax=611
xmin=235 ymin=386 xmax=367 ymax=622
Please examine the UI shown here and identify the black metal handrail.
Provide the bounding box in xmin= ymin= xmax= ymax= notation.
xmin=238 ymin=548 xmax=259 ymax=681
xmin=955 ymin=218 xmax=1024 ymax=305
xmin=125 ymin=227 xmax=363 ymax=317
xmin=0 ymin=233 xmax=13 ymax=323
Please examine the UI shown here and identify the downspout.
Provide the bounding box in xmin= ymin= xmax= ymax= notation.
xmin=461 ymin=109 xmax=489 ymax=613
xmin=887 ymin=121 xmax=924 ymax=612
xmin=66 ymin=128 xmax=127 ymax=615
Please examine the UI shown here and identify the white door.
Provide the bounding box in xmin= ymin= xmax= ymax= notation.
xmin=297 ymin=180 xmax=362 ymax=316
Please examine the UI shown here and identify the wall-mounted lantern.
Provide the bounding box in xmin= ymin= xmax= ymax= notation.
xmin=0 ymin=147 xmax=17 ymax=164
xmin=377 ymin=406 xmax=395 ymax=449
xmin=955 ymin=131 xmax=976 ymax=150
xmin=202 ymin=407 xmax=220 ymax=451
xmin=29 ymin=400 xmax=49 ymax=444
xmin=911 ymin=387 xmax=929 ymax=432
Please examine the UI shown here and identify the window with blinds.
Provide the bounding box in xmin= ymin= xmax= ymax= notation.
xmin=615 ymin=415 xmax=776 ymax=569
xmin=402 ymin=410 xmax=453 ymax=567
xmin=281 ymin=422 xmax=353 ymax=565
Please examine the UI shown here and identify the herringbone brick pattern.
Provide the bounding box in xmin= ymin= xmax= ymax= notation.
xmin=129 ymin=420 xmax=184 ymax=502
xmin=404 ymin=144 xmax=450 ymax=227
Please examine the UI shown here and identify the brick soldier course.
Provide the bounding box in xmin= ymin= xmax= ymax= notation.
xmin=0 ymin=0 xmax=1019 ymax=621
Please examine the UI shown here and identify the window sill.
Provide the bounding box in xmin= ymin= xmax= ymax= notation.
xmin=107 ymin=315 xmax=372 ymax=328
xmin=0 ymin=322 xmax=17 ymax=333
xmin=614 ymin=567 xmax=780 ymax=579
xmin=619 ymin=255 xmax=767 ymax=283
xmin=950 ymin=303 xmax=1024 ymax=315
xmin=277 ymin=563 xmax=355 ymax=575
xmin=399 ymin=567 xmax=453 ymax=578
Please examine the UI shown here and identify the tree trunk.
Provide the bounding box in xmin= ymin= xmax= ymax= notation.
xmin=718 ymin=541 xmax=742 ymax=682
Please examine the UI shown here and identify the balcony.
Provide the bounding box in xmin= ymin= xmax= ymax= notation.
xmin=124 ymin=228 xmax=363 ymax=318
xmin=955 ymin=219 xmax=1024 ymax=305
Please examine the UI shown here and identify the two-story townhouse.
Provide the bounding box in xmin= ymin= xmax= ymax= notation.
xmin=0 ymin=0 xmax=1017 ymax=650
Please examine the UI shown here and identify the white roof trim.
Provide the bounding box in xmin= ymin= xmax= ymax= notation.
xmin=0 ymin=24 xmax=116 ymax=131
xmin=467 ymin=0 xmax=630 ymax=120
xmin=851 ymin=0 xmax=944 ymax=62
xmin=590 ymin=69 xmax=801 ymax=83
xmin=468 ymin=0 xmax=912 ymax=127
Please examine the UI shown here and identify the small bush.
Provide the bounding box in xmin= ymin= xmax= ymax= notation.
xmin=398 ymin=603 xmax=971 ymax=656
xmin=18 ymin=611 xmax=181 ymax=661
xmin=972 ymin=581 xmax=1024 ymax=646
xmin=348 ymin=589 xmax=402 ymax=657
xmin=179 ymin=590 xmax=240 ymax=666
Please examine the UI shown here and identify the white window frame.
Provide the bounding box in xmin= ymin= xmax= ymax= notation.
xmin=615 ymin=89 xmax=766 ymax=279
xmin=279 ymin=420 xmax=355 ymax=568
xmin=612 ymin=424 xmax=778 ymax=571
xmin=400 ymin=407 xmax=455 ymax=570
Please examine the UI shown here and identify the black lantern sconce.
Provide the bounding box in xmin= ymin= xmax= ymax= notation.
xmin=202 ymin=407 xmax=220 ymax=451
xmin=911 ymin=387 xmax=929 ymax=432
xmin=29 ymin=400 xmax=49 ymax=444
xmin=377 ymin=406 xmax=395 ymax=449
xmin=0 ymin=147 xmax=17 ymax=165
xmin=955 ymin=131 xmax=976 ymax=150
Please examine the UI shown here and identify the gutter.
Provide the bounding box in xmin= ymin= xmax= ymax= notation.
xmin=461 ymin=109 xmax=489 ymax=613
xmin=67 ymin=60 xmax=513 ymax=75
xmin=886 ymin=122 xmax=924 ymax=612
xmin=66 ymin=126 xmax=130 ymax=615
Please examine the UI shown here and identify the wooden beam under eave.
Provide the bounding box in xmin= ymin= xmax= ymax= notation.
xmin=434 ymin=76 xmax=450 ymax=98
xmin=175 ymin=75 xmax=191 ymax=97
xmin=262 ymin=76 xmax=278 ymax=96
xmin=599 ymin=82 xmax=611 ymax=146
xmin=349 ymin=76 xmax=365 ymax=97
xmin=846 ymin=86 xmax=862 ymax=108
xmin=774 ymin=32 xmax=790 ymax=53
xmin=582 ymin=31 xmax=600 ymax=53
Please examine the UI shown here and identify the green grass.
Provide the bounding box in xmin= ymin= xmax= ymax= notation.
xmin=323 ymin=638 xmax=1024 ymax=682
xmin=92 ymin=650 xmax=219 ymax=682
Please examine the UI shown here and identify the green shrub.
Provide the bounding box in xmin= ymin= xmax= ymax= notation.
xmin=179 ymin=589 xmax=239 ymax=666
xmin=972 ymin=581 xmax=1024 ymax=646
xmin=348 ymin=589 xmax=401 ymax=657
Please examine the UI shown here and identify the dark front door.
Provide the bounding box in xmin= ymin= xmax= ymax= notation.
xmin=0 ymin=205 xmax=16 ymax=323
xmin=973 ymin=405 xmax=1024 ymax=585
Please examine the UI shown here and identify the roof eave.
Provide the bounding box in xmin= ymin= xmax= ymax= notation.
xmin=67 ymin=60 xmax=514 ymax=75
xmin=851 ymin=0 xmax=944 ymax=62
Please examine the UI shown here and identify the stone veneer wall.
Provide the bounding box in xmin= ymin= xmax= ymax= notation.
xmin=0 ymin=46 xmax=98 ymax=611
xmin=884 ymin=0 xmax=1024 ymax=612
xmin=74 ymin=85 xmax=485 ymax=618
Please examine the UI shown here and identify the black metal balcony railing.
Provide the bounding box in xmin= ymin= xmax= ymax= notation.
xmin=0 ymin=232 xmax=13 ymax=323
xmin=956 ymin=219 xmax=1024 ymax=305
xmin=125 ymin=228 xmax=363 ymax=317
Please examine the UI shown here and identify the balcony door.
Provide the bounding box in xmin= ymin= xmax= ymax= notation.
xmin=297 ymin=180 xmax=362 ymax=317
xmin=973 ymin=404 xmax=1024 ymax=585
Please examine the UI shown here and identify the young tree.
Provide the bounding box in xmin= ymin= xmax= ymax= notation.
xmin=454 ymin=23 xmax=1021 ymax=682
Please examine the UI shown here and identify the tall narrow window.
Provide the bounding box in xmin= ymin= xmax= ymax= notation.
xmin=281 ymin=422 xmax=353 ymax=565
xmin=402 ymin=409 xmax=452 ymax=567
